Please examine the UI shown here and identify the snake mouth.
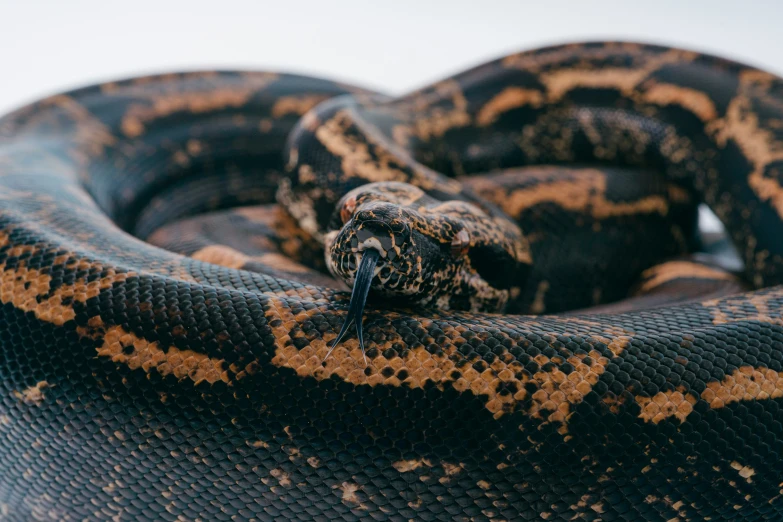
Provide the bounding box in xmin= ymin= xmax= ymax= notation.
xmin=356 ymin=237 xmax=388 ymax=258
xmin=324 ymin=248 xmax=381 ymax=365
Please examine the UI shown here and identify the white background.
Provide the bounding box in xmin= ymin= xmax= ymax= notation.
xmin=2 ymin=0 xmax=780 ymax=232
xmin=1 ymin=0 xmax=782 ymax=115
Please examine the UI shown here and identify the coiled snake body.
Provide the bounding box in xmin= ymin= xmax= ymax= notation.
xmin=0 ymin=42 xmax=782 ymax=521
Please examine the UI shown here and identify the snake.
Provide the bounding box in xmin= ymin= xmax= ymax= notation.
xmin=0 ymin=41 xmax=782 ymax=521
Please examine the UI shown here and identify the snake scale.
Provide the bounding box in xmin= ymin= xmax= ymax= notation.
xmin=0 ymin=41 xmax=782 ymax=521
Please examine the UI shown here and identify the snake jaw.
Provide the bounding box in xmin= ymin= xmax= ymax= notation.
xmin=324 ymin=248 xmax=381 ymax=365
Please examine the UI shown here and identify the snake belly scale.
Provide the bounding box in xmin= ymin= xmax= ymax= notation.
xmin=0 ymin=42 xmax=781 ymax=521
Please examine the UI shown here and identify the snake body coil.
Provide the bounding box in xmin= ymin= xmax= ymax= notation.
xmin=0 ymin=42 xmax=782 ymax=521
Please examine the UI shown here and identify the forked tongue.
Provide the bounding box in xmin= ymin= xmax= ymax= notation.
xmin=325 ymin=249 xmax=380 ymax=365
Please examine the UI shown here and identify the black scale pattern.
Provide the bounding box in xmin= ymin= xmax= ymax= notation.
xmin=0 ymin=43 xmax=781 ymax=521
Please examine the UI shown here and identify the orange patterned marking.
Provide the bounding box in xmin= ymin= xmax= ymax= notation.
xmin=701 ymin=366 xmax=783 ymax=409
xmin=13 ymin=381 xmax=51 ymax=406
xmin=703 ymin=287 xmax=783 ymax=326
xmin=540 ymin=50 xmax=697 ymax=101
xmin=314 ymin=110 xmax=450 ymax=194
xmin=469 ymin=168 xmax=669 ymax=220
xmin=119 ymin=73 xmax=278 ymax=138
xmin=97 ymin=325 xmax=230 ymax=385
xmin=408 ymin=80 xmax=471 ymax=140
xmin=191 ymin=245 xmax=313 ymax=275
xmin=641 ymin=83 xmax=719 ymax=122
xmin=0 ymin=254 xmax=134 ymax=326
xmin=635 ymin=387 xmax=697 ymax=424
xmin=267 ymin=297 xmax=613 ymax=427
xmin=637 ymin=261 xmax=736 ymax=294
xmin=191 ymin=244 xmax=249 ymax=269
xmin=476 ymin=87 xmax=543 ymax=126
xmin=271 ymin=95 xmax=331 ymax=118
xmin=710 ymin=91 xmax=783 ymax=218
xmin=7 ymin=95 xmax=117 ymax=165
xmin=501 ymin=42 xmax=647 ymax=72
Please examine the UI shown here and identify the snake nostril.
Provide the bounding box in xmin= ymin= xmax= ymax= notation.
xmin=352 ymin=210 xmax=411 ymax=251
xmin=355 ymin=221 xmax=393 ymax=250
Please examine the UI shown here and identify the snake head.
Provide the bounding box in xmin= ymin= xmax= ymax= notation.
xmin=323 ymin=181 xmax=531 ymax=362
xmin=325 ymin=181 xmax=532 ymax=313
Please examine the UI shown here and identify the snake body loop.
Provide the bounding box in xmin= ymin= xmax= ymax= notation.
xmin=0 ymin=43 xmax=782 ymax=521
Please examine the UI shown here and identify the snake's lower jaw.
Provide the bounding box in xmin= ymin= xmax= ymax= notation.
xmin=324 ymin=248 xmax=381 ymax=365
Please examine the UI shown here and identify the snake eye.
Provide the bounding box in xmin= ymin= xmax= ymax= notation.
xmin=450 ymin=229 xmax=470 ymax=257
xmin=340 ymin=196 xmax=357 ymax=224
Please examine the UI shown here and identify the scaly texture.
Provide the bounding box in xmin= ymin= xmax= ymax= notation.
xmin=0 ymin=43 xmax=781 ymax=521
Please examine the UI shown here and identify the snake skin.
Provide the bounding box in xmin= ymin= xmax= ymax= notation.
xmin=0 ymin=42 xmax=782 ymax=521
